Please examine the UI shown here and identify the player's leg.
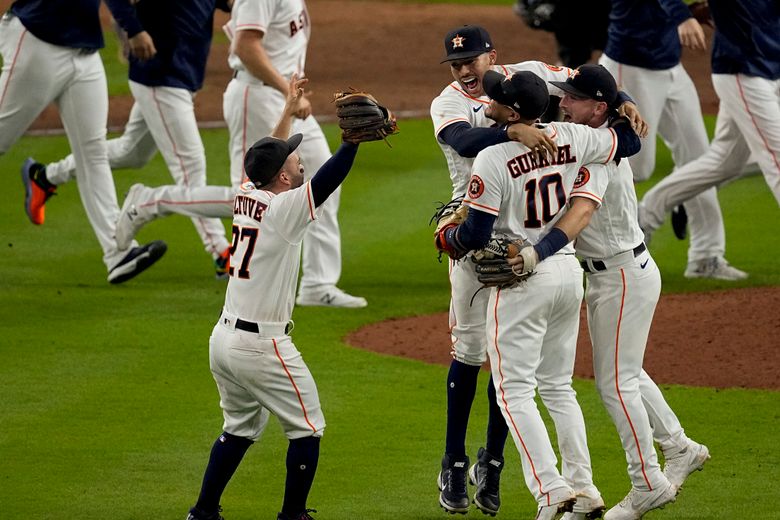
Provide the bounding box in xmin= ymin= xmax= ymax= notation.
xmin=586 ymin=257 xmax=668 ymax=491
xmin=45 ymin=101 xmax=158 ymax=185
xmin=714 ymin=73 xmax=780 ymax=204
xmin=115 ymin=184 xmax=235 ymax=250
xmin=128 ymin=81 xmax=229 ymax=260
xmin=189 ymin=322 xmax=267 ymax=519
xmin=536 ymin=256 xmax=603 ymax=515
xmin=239 ymin=334 xmax=325 ymax=518
xmin=486 ymin=264 xmax=574 ymax=511
xmin=658 ymin=65 xmax=733 ymax=271
xmin=437 ymin=261 xmax=488 ymax=512
xmin=222 ymin=79 xmax=252 ymax=189
xmin=598 ymin=56 xmax=668 ymax=182
xmin=639 ymin=105 xmax=753 ymax=241
xmin=469 ymin=375 xmax=509 ymax=515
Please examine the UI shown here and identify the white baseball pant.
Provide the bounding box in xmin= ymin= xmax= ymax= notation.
xmin=0 ymin=14 xmax=136 ymax=269
xmin=640 ymin=74 xmax=780 ymax=226
xmin=487 ymin=254 xmax=598 ymax=506
xmin=128 ymin=183 xmax=235 ymax=220
xmin=210 ymin=312 xmax=325 ymax=441
xmin=600 ymin=55 xmax=727 ymax=264
xmin=223 ymin=76 xmax=342 ymax=292
xmin=46 ymin=101 xmax=158 ymax=184
xmin=448 ymin=258 xmax=490 ymax=366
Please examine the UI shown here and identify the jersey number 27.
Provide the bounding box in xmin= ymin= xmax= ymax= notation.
xmin=228 ymin=225 xmax=258 ymax=278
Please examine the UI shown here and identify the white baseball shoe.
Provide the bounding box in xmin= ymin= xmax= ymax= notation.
xmin=663 ymin=440 xmax=710 ymax=490
xmin=561 ymin=491 xmax=605 ymax=519
xmin=107 ymin=240 xmax=167 ymax=284
xmin=603 ymin=481 xmax=676 ymax=520
xmin=535 ymin=488 xmax=576 ymax=520
xmin=296 ymin=286 xmax=367 ymax=308
xmin=116 ymin=183 xmax=154 ymax=251
xmin=684 ymin=257 xmax=748 ymax=281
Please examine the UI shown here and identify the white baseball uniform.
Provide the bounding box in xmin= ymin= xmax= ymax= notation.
xmin=464 ymin=122 xmax=619 ymax=505
xmin=211 ymin=180 xmax=325 ymax=441
xmin=573 ymin=156 xmax=692 ymax=492
xmin=45 ymin=85 xmax=230 ymax=259
xmin=223 ymin=0 xmax=342 ymax=294
xmin=639 ymin=74 xmax=780 ymax=227
xmin=430 ymin=61 xmax=573 ymax=367
xmin=598 ymin=55 xmax=729 ymax=265
xmin=0 ymin=9 xmax=140 ymax=270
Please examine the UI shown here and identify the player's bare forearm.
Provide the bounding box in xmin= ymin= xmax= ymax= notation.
xmin=234 ymin=30 xmax=289 ymax=94
xmin=271 ymin=76 xmax=307 ymax=140
xmin=553 ymin=197 xmax=597 ymax=240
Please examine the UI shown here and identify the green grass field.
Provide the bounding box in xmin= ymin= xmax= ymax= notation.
xmin=1 ymin=117 xmax=778 ymax=520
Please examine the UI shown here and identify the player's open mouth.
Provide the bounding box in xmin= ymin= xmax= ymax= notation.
xmin=462 ymin=77 xmax=479 ymax=93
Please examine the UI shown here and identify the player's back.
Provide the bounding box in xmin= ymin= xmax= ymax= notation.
xmin=224 ymin=181 xmax=315 ymax=324
xmin=466 ymin=122 xmax=618 ymax=245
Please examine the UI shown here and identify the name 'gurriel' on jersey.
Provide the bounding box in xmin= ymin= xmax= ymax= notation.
xmin=506 ymin=144 xmax=577 ymax=178
xmin=233 ymin=195 xmax=267 ymax=222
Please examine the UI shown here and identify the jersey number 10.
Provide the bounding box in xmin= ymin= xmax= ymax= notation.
xmin=524 ymin=172 xmax=566 ymax=228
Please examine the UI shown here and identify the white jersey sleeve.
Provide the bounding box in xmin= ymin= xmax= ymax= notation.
xmin=227 ymin=0 xmax=309 ymax=76
xmin=465 ymin=148 xmax=506 ymax=217
xmin=501 ymin=61 xmax=574 ymax=97
xmin=551 ymin=122 xmax=618 ymax=166
xmin=569 ymin=163 xmax=609 ymax=207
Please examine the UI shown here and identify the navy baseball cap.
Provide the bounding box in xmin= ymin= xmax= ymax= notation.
xmin=483 ymin=70 xmax=550 ymax=120
xmin=244 ymin=134 xmax=303 ymax=186
xmin=550 ymin=64 xmax=618 ymax=106
xmin=441 ymin=25 xmax=494 ymax=63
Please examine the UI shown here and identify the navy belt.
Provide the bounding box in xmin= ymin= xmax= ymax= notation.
xmin=581 ymin=243 xmax=646 ymax=273
xmin=235 ymin=318 xmax=259 ymax=333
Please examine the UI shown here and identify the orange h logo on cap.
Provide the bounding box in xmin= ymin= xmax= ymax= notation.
xmin=451 ymin=35 xmax=465 ymax=48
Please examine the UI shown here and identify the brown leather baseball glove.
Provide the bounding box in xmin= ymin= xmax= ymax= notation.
xmin=333 ymin=90 xmax=399 ymax=144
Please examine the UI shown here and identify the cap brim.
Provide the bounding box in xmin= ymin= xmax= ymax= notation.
xmin=549 ymin=81 xmax=592 ymax=100
xmin=287 ymin=133 xmax=303 ymax=152
xmin=440 ymin=50 xmax=489 ymax=64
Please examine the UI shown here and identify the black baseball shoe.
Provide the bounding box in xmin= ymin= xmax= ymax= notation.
xmin=671 ymin=204 xmax=688 ymax=240
xmin=277 ymin=509 xmax=317 ymax=520
xmin=437 ymin=453 xmax=470 ymax=514
xmin=186 ymin=505 xmax=223 ymax=520
xmin=468 ymin=447 xmax=504 ymax=516
xmin=107 ymin=240 xmax=167 ymax=284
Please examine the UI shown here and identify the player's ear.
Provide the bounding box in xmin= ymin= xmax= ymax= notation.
xmin=488 ymin=50 xmax=497 ymax=65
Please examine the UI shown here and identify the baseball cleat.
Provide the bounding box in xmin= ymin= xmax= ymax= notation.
xmin=186 ymin=505 xmax=224 ymax=520
xmin=276 ymin=509 xmax=317 ymax=520
xmin=670 ymin=204 xmax=688 ymax=240
xmin=438 ymin=453 xmax=470 ymax=514
xmin=662 ymin=440 xmax=710 ymax=490
xmin=603 ymin=481 xmax=676 ymax=520
xmin=295 ymin=286 xmax=367 ymax=308
xmin=107 ymin=240 xmax=167 ymax=284
xmin=21 ymin=157 xmax=56 ymax=225
xmin=214 ymin=247 xmax=231 ymax=280
xmin=535 ymin=493 xmax=576 ymax=520
xmin=468 ymin=447 xmax=503 ymax=516
xmin=561 ymin=492 xmax=605 ymax=519
xmin=684 ymin=257 xmax=748 ymax=281
xmin=116 ymin=183 xmax=153 ymax=250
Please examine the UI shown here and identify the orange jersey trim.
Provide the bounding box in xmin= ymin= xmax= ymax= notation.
xmin=306 ymin=183 xmax=315 ymax=220
xmin=448 ymin=83 xmax=490 ymax=104
xmin=464 ymin=199 xmax=499 ymax=214
xmin=605 ymin=128 xmax=617 ymax=164
xmin=435 ymin=117 xmax=470 ymax=136
xmin=570 ymin=191 xmax=603 ymax=204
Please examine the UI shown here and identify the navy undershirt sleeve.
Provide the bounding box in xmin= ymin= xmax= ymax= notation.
xmin=439 ymin=122 xmax=510 ymax=158
xmin=453 ymin=208 xmax=496 ymax=251
xmin=105 ymin=0 xmax=144 ymax=38
xmin=611 ymin=119 xmax=641 ymax=159
xmin=613 ymin=90 xmax=635 ymax=109
xmin=310 ymin=143 xmax=359 ymax=207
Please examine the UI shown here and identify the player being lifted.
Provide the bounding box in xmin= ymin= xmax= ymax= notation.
xmin=435 ymin=69 xmax=641 ymax=520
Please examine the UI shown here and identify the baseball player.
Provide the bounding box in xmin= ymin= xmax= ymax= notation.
xmin=220 ymin=0 xmax=365 ymax=308
xmin=186 ymin=78 xmax=363 ymax=520
xmin=526 ymin=64 xmax=710 ymax=519
xmin=436 ymin=69 xmax=642 ymax=520
xmin=5 ymin=0 xmax=166 ymax=284
xmin=639 ymin=0 xmax=779 ymax=239
xmin=431 ymin=25 xmax=645 ymax=516
xmin=599 ymin=0 xmax=747 ymax=281
xmin=23 ymin=0 xmax=233 ymax=278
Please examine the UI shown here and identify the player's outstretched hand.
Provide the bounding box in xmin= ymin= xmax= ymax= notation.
xmin=508 ymin=123 xmax=557 ymax=158
xmin=285 ymin=74 xmax=309 ymax=116
xmin=128 ymin=31 xmax=157 ymax=61
xmin=678 ymin=17 xmax=706 ymax=52
xmin=618 ymin=102 xmax=648 ymax=139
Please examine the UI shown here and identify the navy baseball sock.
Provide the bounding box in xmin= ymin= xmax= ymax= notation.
xmin=445 ymin=360 xmax=481 ymax=457
xmin=194 ymin=432 xmax=253 ymax=514
xmin=281 ymin=436 xmax=321 ymax=518
xmin=485 ymin=375 xmax=508 ymax=458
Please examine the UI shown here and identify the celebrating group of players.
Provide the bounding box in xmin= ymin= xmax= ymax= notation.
xmin=1 ymin=0 xmax=777 ymax=519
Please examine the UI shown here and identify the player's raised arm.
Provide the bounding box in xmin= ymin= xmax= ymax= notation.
xmin=271 ymin=75 xmax=308 ymax=140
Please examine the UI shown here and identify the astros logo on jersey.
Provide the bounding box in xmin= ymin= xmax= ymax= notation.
xmin=573 ymin=166 xmax=590 ymax=189
xmin=468 ymin=175 xmax=485 ymax=198
xmin=451 ymin=35 xmax=466 ymax=48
